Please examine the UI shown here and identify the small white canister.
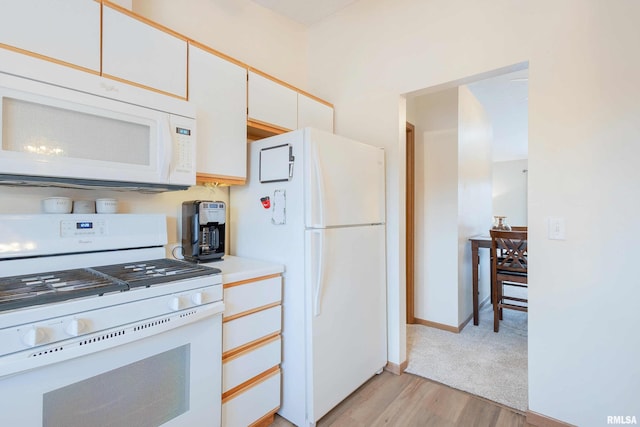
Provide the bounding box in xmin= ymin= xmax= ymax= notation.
xmin=95 ymin=198 xmax=118 ymax=214
xmin=43 ymin=197 xmax=72 ymax=214
xmin=72 ymin=200 xmax=96 ymax=214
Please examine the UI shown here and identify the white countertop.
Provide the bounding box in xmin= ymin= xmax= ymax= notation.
xmin=200 ymin=255 xmax=284 ymax=284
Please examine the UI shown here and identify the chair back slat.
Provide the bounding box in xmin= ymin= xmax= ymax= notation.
xmin=490 ymin=230 xmax=528 ymax=274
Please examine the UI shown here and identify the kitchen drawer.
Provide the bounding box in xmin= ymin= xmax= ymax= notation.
xmin=224 ymin=276 xmax=281 ymax=319
xmin=223 ymin=335 xmax=281 ymax=393
xmin=223 ymin=305 xmax=281 ymax=353
xmin=222 ymin=368 xmax=280 ymax=427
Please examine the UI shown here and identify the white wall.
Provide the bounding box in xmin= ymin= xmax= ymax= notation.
xmin=457 ymin=86 xmax=493 ymax=324
xmin=493 ymin=159 xmax=528 ymax=227
xmin=412 ymin=88 xmax=459 ymax=326
xmin=307 ymin=0 xmax=640 ymax=424
xmin=410 ymin=86 xmax=491 ymax=329
xmin=132 ymin=0 xmax=308 ymax=88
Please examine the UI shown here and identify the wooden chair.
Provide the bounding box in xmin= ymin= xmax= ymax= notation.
xmin=490 ymin=229 xmax=528 ymax=332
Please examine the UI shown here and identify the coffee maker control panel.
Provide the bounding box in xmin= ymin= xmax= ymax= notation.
xmin=199 ymin=202 xmax=226 ymax=225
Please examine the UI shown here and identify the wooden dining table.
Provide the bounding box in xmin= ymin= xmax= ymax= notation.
xmin=469 ymin=234 xmax=492 ymax=326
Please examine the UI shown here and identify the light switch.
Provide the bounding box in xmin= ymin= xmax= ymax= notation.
xmin=548 ymin=217 xmax=566 ymax=240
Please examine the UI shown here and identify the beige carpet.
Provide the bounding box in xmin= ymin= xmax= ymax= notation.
xmin=406 ymin=303 xmax=528 ymax=411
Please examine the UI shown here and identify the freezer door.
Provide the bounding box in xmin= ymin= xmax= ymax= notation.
xmin=305 ymin=129 xmax=385 ymax=228
xmin=305 ymin=225 xmax=387 ymax=423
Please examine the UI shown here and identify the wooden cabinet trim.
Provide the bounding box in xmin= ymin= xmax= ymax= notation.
xmin=222 ymin=365 xmax=280 ymax=403
xmin=247 ymin=119 xmax=291 ymax=135
xmin=248 ymin=67 xmax=333 ymax=108
xmin=0 ymin=44 xmax=101 ymax=76
xmin=196 ymin=173 xmax=246 ymax=186
xmin=222 ymin=331 xmax=280 ymax=361
xmin=188 ymin=39 xmax=247 ymax=69
xmin=4 ymin=2 xmax=331 ymax=109
xmin=222 ymin=334 xmax=280 ymax=364
xmin=223 ymin=301 xmax=281 ymax=323
xmin=249 ymin=408 xmax=280 ymax=427
xmin=101 ymin=72 xmax=187 ymax=100
xmin=247 ymin=122 xmax=286 ymax=141
xmin=223 ymin=273 xmax=281 ymax=289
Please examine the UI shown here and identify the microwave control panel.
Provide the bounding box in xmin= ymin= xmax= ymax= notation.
xmin=174 ymin=126 xmax=193 ymax=173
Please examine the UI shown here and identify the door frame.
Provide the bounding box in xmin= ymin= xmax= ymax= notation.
xmin=406 ymin=122 xmax=415 ymax=324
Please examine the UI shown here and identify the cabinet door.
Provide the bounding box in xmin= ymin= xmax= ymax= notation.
xmin=222 ymin=369 xmax=280 ymax=427
xmin=102 ymin=5 xmax=187 ymax=98
xmin=297 ymin=93 xmax=334 ymax=133
xmin=0 ymin=0 xmax=100 ymax=73
xmin=189 ymin=44 xmax=247 ymax=182
xmin=248 ymin=71 xmax=297 ymax=131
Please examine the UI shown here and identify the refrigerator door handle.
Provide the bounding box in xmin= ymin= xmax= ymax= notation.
xmin=313 ymin=229 xmax=325 ymax=317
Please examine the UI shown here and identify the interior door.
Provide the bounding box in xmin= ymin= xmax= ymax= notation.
xmin=305 ymin=224 xmax=387 ymax=423
xmin=304 ymin=129 xmax=385 ymax=228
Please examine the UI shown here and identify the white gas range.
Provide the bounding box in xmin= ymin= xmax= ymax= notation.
xmin=0 ymin=214 xmax=224 ymax=427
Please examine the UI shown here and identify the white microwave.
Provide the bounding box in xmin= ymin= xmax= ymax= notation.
xmin=0 ymin=72 xmax=196 ymax=192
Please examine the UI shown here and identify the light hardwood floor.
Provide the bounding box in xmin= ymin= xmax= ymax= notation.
xmin=269 ymin=371 xmax=533 ymax=427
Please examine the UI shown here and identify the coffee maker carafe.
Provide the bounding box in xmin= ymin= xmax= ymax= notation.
xmin=182 ymin=200 xmax=226 ymax=262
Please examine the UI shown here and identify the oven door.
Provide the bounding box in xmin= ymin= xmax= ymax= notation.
xmin=0 ymin=313 xmax=222 ymax=427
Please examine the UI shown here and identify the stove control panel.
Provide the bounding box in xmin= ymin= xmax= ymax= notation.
xmin=1 ymin=281 xmax=223 ymax=356
xmin=60 ymin=219 xmax=107 ymax=237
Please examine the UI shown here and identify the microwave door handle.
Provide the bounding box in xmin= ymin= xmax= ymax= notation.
xmin=160 ymin=117 xmax=172 ymax=180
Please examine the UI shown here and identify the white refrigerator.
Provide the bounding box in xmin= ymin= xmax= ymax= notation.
xmin=230 ymin=127 xmax=387 ymax=427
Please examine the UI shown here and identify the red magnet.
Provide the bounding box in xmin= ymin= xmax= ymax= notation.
xmin=260 ymin=196 xmax=271 ymax=209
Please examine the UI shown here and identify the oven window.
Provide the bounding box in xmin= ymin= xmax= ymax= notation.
xmin=43 ymin=345 xmax=190 ymax=427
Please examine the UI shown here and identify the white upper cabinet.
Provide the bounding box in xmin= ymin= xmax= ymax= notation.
xmin=102 ymin=5 xmax=187 ymax=98
xmin=189 ymin=44 xmax=248 ymax=183
xmin=0 ymin=0 xmax=100 ymax=73
xmin=297 ymin=93 xmax=334 ymax=133
xmin=248 ymin=71 xmax=298 ymax=132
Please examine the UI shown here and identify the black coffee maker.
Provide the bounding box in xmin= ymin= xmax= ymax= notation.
xmin=182 ymin=200 xmax=226 ymax=262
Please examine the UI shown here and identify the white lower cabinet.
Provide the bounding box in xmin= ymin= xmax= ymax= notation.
xmin=222 ymin=274 xmax=282 ymax=427
xmin=223 ymin=336 xmax=281 ymax=393
xmin=222 ymin=305 xmax=281 ymax=352
xmin=222 ymin=370 xmax=281 ymax=427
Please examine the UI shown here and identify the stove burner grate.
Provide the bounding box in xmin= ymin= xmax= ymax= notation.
xmin=0 ymin=269 xmax=128 ymax=312
xmin=92 ymin=258 xmax=220 ymax=288
xmin=0 ymin=259 xmax=220 ymax=312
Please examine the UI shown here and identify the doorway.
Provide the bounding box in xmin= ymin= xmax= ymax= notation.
xmin=404 ymin=67 xmax=528 ymax=330
xmin=403 ymin=66 xmax=529 ymax=411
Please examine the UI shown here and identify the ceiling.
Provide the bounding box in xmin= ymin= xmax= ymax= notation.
xmin=251 ymin=0 xmax=359 ymax=26
xmin=468 ymin=69 xmax=529 ymax=162
xmin=251 ymin=1 xmax=529 ymax=162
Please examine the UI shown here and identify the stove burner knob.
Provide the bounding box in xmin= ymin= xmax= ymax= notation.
xmin=23 ymin=327 xmax=47 ymax=347
xmin=169 ymin=296 xmax=184 ymax=311
xmin=191 ymin=292 xmax=204 ymax=305
xmin=65 ymin=319 xmax=85 ymax=337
